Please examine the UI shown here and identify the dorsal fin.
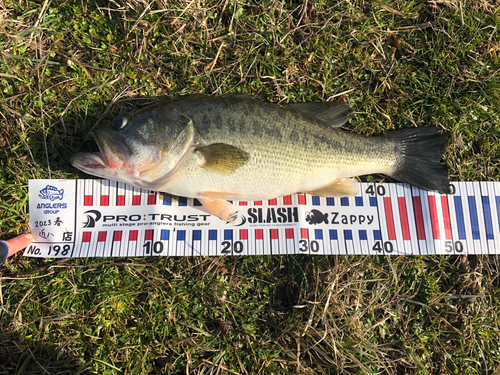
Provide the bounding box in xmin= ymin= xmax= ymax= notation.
xmin=286 ymin=102 xmax=353 ymax=127
xmin=223 ymin=93 xmax=257 ymax=100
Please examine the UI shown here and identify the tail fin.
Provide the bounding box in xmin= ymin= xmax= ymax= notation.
xmin=388 ymin=127 xmax=451 ymax=194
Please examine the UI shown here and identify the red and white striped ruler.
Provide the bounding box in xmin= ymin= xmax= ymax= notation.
xmin=27 ymin=179 xmax=500 ymax=257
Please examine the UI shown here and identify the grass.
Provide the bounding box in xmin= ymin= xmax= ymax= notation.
xmin=1 ymin=0 xmax=500 ymax=373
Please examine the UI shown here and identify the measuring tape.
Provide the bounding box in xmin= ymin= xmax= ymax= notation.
xmin=27 ymin=179 xmax=500 ymax=257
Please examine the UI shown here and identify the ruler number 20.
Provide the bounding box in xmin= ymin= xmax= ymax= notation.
xmin=221 ymin=241 xmax=244 ymax=254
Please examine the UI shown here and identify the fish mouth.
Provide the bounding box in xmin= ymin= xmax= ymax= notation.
xmin=70 ymin=131 xmax=130 ymax=172
xmin=70 ymin=151 xmax=108 ymax=171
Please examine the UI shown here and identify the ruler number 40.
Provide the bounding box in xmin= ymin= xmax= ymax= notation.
xmin=365 ymin=185 xmax=386 ymax=196
xmin=372 ymin=241 xmax=393 ymax=253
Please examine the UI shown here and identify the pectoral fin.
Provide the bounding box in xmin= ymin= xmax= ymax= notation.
xmin=303 ymin=178 xmax=359 ymax=197
xmin=196 ymin=143 xmax=249 ymax=175
xmin=198 ymin=196 xmax=238 ymax=224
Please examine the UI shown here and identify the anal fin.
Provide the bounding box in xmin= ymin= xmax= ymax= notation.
xmin=303 ymin=178 xmax=359 ymax=197
xmin=199 ymin=191 xmax=244 ymax=199
xmin=198 ymin=197 xmax=238 ymax=224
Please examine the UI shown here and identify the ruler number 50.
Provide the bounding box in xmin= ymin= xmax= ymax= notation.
xmin=444 ymin=240 xmax=464 ymax=253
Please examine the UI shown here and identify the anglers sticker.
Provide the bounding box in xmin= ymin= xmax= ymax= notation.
xmin=27 ymin=179 xmax=500 ymax=258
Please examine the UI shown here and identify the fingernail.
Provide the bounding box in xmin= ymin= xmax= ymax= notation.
xmin=23 ymin=234 xmax=34 ymax=241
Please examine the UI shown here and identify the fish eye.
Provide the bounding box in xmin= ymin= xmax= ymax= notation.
xmin=112 ymin=118 xmax=127 ymax=129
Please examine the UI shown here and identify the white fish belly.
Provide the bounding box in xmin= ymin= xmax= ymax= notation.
xmin=161 ymin=152 xmax=364 ymax=200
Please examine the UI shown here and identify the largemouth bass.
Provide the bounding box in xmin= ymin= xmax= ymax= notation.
xmin=71 ymin=95 xmax=450 ymax=222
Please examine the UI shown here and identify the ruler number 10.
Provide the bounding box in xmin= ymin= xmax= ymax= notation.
xmin=143 ymin=241 xmax=164 ymax=254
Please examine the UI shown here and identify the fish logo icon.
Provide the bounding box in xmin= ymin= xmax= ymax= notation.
xmin=38 ymin=185 xmax=64 ymax=201
xmin=83 ymin=210 xmax=102 ymax=228
xmin=305 ymin=209 xmax=328 ymax=225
